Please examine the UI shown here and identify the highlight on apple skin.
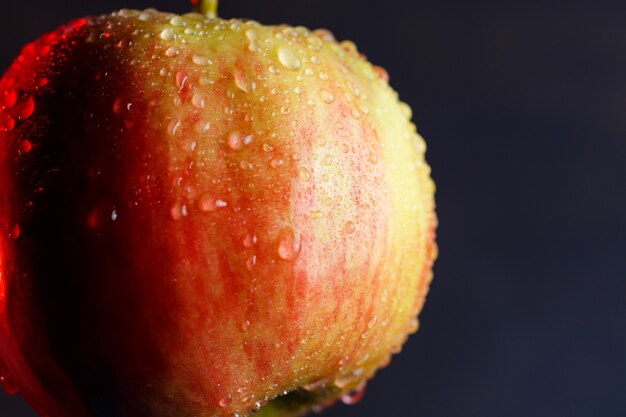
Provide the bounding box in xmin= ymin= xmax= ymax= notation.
xmin=0 ymin=2 xmax=437 ymax=417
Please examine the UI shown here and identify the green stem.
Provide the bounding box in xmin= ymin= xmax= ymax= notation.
xmin=193 ymin=0 xmax=218 ymax=18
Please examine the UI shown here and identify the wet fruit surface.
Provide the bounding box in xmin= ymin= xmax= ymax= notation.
xmin=0 ymin=5 xmax=436 ymax=417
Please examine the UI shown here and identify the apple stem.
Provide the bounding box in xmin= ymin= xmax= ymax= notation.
xmin=194 ymin=0 xmax=219 ymax=18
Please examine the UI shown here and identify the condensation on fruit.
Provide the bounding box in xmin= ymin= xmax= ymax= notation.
xmin=227 ymin=131 xmax=248 ymax=151
xmin=170 ymin=199 xmax=192 ymax=220
xmin=277 ymin=45 xmax=301 ymax=70
xmin=2 ymin=89 xmax=18 ymax=109
xmin=245 ymin=29 xmax=260 ymax=52
xmin=197 ymin=193 xmax=227 ymax=212
xmin=245 ymin=255 xmax=257 ymax=271
xmin=242 ymin=233 xmax=258 ymax=248
xmin=19 ymin=96 xmax=35 ymax=120
xmin=341 ymin=381 xmax=367 ymax=406
xmin=191 ymin=54 xmax=212 ymax=66
xmin=191 ymin=92 xmax=205 ymax=109
xmin=234 ymin=69 xmax=255 ymax=93
xmin=19 ymin=139 xmax=33 ymax=154
xmin=218 ymin=395 xmax=232 ymax=408
xmin=333 ymin=367 xmax=364 ymax=389
xmin=165 ymin=47 xmax=180 ymax=57
xmin=298 ymin=167 xmax=311 ymax=182
xmin=9 ymin=223 xmax=21 ymax=240
xmin=160 ymin=28 xmax=177 ymax=41
xmin=277 ymin=227 xmax=301 ymax=261
xmin=320 ymin=89 xmax=334 ymax=104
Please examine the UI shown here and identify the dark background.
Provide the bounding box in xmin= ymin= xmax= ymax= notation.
xmin=1 ymin=0 xmax=624 ymax=416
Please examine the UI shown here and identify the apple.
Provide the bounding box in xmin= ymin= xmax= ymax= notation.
xmin=0 ymin=1 xmax=437 ymax=416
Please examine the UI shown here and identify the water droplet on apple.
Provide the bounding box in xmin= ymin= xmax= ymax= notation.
xmin=246 ymin=255 xmax=257 ymax=271
xmin=348 ymin=83 xmax=361 ymax=98
xmin=195 ymin=121 xmax=211 ymax=133
xmin=270 ymin=159 xmax=285 ymax=168
xmin=407 ymin=317 xmax=419 ymax=334
xmin=168 ymin=120 xmax=181 ymax=136
xmin=304 ymin=68 xmax=315 ymax=76
xmin=277 ymin=227 xmax=301 ymax=261
xmin=10 ymin=223 xmax=21 ymax=240
xmin=277 ymin=46 xmax=301 ymax=70
xmin=245 ymin=29 xmax=260 ymax=52
xmin=191 ymin=92 xmax=205 ymax=109
xmin=373 ymin=65 xmax=390 ymax=82
xmin=219 ymin=395 xmax=232 ymax=408
xmin=400 ymin=101 xmax=412 ymax=119
xmin=322 ymin=154 xmax=333 ymax=166
xmin=294 ymin=86 xmax=303 ymax=95
xmin=170 ymin=202 xmax=189 ymax=220
xmin=139 ymin=10 xmax=154 ymax=21
xmin=160 ymin=28 xmax=177 ymax=41
xmin=175 ymin=71 xmax=188 ymax=91
xmin=280 ymin=106 xmax=290 ymax=115
xmin=243 ymin=234 xmax=258 ymax=248
xmin=298 ymin=167 xmax=311 ymax=182
xmin=2 ymin=90 xmax=18 ymax=109
xmin=310 ymin=210 xmax=324 ymax=219
xmin=334 ymin=368 xmax=364 ymax=389
xmin=252 ymin=401 xmax=265 ymax=413
xmin=313 ymin=28 xmax=336 ymax=42
xmin=341 ymin=40 xmax=359 ymax=57
xmin=19 ymin=96 xmax=35 ymax=119
xmin=170 ymin=16 xmax=185 ymax=27
xmin=341 ymin=381 xmax=367 ymax=405
xmin=320 ymin=90 xmax=334 ymax=103
xmin=19 ymin=139 xmax=32 ymax=154
xmin=192 ymin=54 xmax=213 ymax=66
xmin=311 ymin=56 xmax=321 ymax=65
xmin=234 ymin=69 xmax=255 ymax=93
xmin=198 ymin=194 xmax=227 ymax=212
xmin=303 ymin=377 xmax=330 ymax=392
xmin=2 ymin=115 xmax=15 ymax=131
xmin=227 ymin=131 xmax=244 ymax=150
xmin=115 ymin=38 xmax=130 ymax=49
xmin=319 ymin=72 xmax=329 ymax=81
xmin=165 ymin=47 xmax=180 ymax=57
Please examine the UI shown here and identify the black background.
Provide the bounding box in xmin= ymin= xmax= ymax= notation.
xmin=1 ymin=1 xmax=625 ymax=416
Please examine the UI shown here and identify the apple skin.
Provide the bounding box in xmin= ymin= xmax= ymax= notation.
xmin=0 ymin=8 xmax=437 ymax=417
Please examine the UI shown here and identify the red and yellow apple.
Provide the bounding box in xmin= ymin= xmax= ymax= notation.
xmin=0 ymin=2 xmax=437 ymax=416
